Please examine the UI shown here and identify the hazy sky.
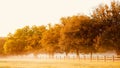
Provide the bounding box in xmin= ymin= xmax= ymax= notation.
xmin=0 ymin=0 xmax=112 ymax=37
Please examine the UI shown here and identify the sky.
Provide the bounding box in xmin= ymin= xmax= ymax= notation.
xmin=0 ymin=0 xmax=113 ymax=37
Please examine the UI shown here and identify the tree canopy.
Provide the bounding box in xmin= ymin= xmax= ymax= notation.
xmin=0 ymin=1 xmax=120 ymax=56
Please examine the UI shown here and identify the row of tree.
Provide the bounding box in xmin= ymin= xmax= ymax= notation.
xmin=0 ymin=1 xmax=120 ymax=57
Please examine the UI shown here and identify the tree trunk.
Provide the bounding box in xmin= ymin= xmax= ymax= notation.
xmin=49 ymin=52 xmax=54 ymax=59
xmin=65 ymin=52 xmax=69 ymax=59
xmin=90 ymin=51 xmax=92 ymax=61
xmin=33 ymin=53 xmax=38 ymax=59
xmin=76 ymin=49 xmax=79 ymax=59
xmin=51 ymin=52 xmax=54 ymax=59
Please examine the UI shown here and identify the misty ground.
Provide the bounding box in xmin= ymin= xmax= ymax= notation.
xmin=0 ymin=58 xmax=120 ymax=68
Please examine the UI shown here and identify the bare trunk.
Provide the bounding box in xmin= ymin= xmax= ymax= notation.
xmin=90 ymin=51 xmax=92 ymax=61
xmin=65 ymin=52 xmax=69 ymax=59
xmin=76 ymin=49 xmax=79 ymax=59
xmin=49 ymin=52 xmax=54 ymax=59
xmin=33 ymin=53 xmax=38 ymax=58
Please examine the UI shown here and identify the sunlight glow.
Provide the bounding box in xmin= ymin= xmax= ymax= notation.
xmin=0 ymin=0 xmax=111 ymax=37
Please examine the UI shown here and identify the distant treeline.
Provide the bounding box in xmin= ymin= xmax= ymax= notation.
xmin=0 ymin=1 xmax=120 ymax=57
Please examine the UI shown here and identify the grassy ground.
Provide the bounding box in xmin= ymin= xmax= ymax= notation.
xmin=0 ymin=59 xmax=120 ymax=68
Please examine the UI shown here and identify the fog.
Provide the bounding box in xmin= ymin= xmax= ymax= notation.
xmin=1 ymin=51 xmax=117 ymax=60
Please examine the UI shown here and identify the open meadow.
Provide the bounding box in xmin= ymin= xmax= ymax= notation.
xmin=0 ymin=59 xmax=120 ymax=68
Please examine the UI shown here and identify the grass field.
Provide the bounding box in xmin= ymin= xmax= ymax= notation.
xmin=0 ymin=59 xmax=120 ymax=68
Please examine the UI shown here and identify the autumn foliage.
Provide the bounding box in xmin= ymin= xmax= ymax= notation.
xmin=0 ymin=1 xmax=120 ymax=57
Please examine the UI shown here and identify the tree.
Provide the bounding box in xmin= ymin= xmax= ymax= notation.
xmin=92 ymin=1 xmax=120 ymax=55
xmin=4 ymin=25 xmax=47 ymax=56
xmin=60 ymin=15 xmax=95 ymax=57
xmin=96 ymin=24 xmax=120 ymax=55
xmin=4 ymin=27 xmax=28 ymax=55
xmin=0 ymin=37 xmax=6 ymax=56
xmin=41 ymin=24 xmax=61 ymax=57
xmin=26 ymin=25 xmax=46 ymax=56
